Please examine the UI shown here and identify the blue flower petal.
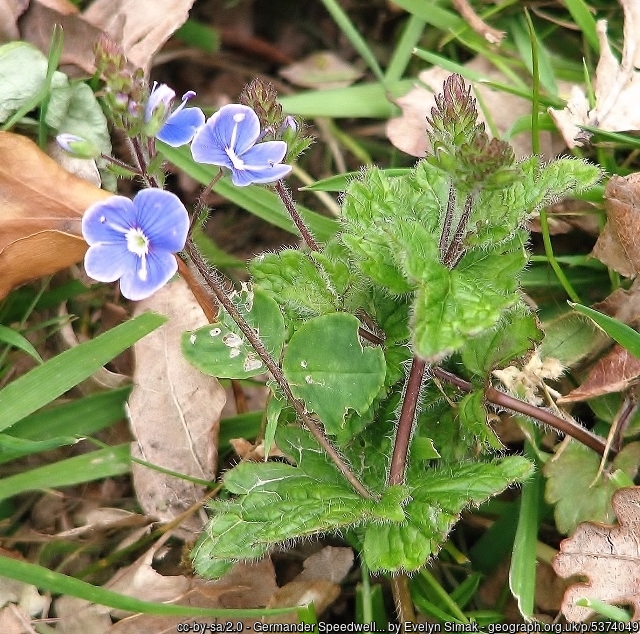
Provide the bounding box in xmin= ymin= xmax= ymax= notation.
xmin=119 ymin=250 xmax=178 ymax=300
xmin=132 ymin=189 xmax=189 ymax=253
xmin=239 ymin=140 xmax=287 ymax=168
xmin=230 ymin=163 xmax=292 ymax=186
xmin=156 ymin=106 xmax=205 ymax=147
xmin=82 ymin=196 xmax=137 ymax=245
xmin=84 ymin=242 xmax=132 ymax=282
xmin=190 ymin=124 xmax=234 ymax=167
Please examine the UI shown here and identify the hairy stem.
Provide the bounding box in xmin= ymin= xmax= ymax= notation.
xmin=443 ymin=192 xmax=474 ymax=268
xmin=388 ymin=357 xmax=426 ymax=485
xmin=274 ymin=179 xmax=320 ymax=251
xmin=432 ymin=367 xmax=611 ymax=457
xmin=390 ymin=574 xmax=416 ymax=626
xmin=183 ymin=238 xmax=373 ymax=499
xmin=438 ymin=182 xmax=456 ymax=261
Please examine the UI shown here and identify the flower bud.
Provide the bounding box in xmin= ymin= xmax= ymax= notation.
xmin=56 ymin=133 xmax=101 ymax=159
xmin=144 ymin=82 xmax=175 ymax=137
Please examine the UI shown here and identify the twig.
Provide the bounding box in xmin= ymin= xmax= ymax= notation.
xmin=432 ymin=367 xmax=612 ymax=457
xmin=183 ymin=238 xmax=373 ymax=499
xmin=390 ymin=575 xmax=416 ymax=626
xmin=443 ymin=192 xmax=474 ymax=268
xmin=438 ymin=183 xmax=456 ymax=261
xmin=451 ymin=0 xmax=505 ymax=44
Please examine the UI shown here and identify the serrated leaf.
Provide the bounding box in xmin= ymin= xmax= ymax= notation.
xmin=409 ymin=231 xmax=527 ymax=362
xmin=457 ymin=391 xmax=502 ymax=450
xmin=462 ymin=305 xmax=542 ymax=376
xmin=363 ymin=456 xmax=533 ymax=572
xmin=282 ymin=313 xmax=386 ymax=434
xmin=182 ymin=286 xmax=285 ymax=379
xmin=192 ymin=427 xmax=409 ymax=579
xmin=249 ymin=246 xmax=351 ymax=320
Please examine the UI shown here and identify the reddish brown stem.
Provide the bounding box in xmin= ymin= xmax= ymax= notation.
xmin=432 ymin=367 xmax=612 ymax=457
xmin=183 ymin=239 xmax=373 ymax=499
xmin=388 ymin=357 xmax=427 ymax=485
xmin=274 ymin=180 xmax=320 ymax=251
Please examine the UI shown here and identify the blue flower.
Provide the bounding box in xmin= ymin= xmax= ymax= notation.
xmin=190 ymin=104 xmax=292 ymax=186
xmin=145 ymin=83 xmax=205 ymax=147
xmin=82 ymin=189 xmax=189 ymax=300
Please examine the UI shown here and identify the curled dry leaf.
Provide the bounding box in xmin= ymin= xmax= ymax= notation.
xmin=18 ymin=0 xmax=103 ymax=76
xmin=83 ymin=0 xmax=196 ymax=72
xmin=0 ymin=131 xmax=110 ymax=300
xmin=128 ymin=277 xmax=225 ymax=533
xmin=559 ymin=344 xmax=640 ymax=403
xmin=0 ymin=0 xmax=28 ymax=42
xmin=592 ymin=173 xmax=640 ymax=279
xmin=386 ymin=57 xmax=566 ymax=160
xmin=553 ymin=486 xmax=640 ymax=621
xmin=549 ymin=0 xmax=640 ymax=148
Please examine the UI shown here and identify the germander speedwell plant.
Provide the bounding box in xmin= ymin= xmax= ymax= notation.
xmin=67 ymin=58 xmax=603 ymax=589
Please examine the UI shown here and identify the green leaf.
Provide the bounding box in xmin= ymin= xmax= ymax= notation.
xmin=0 ymin=388 xmax=130 ymax=465
xmin=182 ymin=286 xmax=285 ymax=379
xmin=0 ymin=433 xmax=80 ymax=455
xmin=0 ymin=555 xmax=296 ymax=619
xmin=543 ymin=440 xmax=640 ymax=534
xmin=539 ymin=310 xmax=609 ymax=368
xmin=282 ymin=313 xmax=386 ymax=434
xmin=461 ymin=305 xmax=542 ymax=376
xmin=509 ymin=449 xmax=542 ymax=620
xmin=363 ymin=456 xmax=533 ymax=572
xmin=457 ymin=391 xmax=502 ymax=450
xmin=0 ymin=444 xmax=130 ymax=501
xmin=570 ymin=303 xmax=640 ymax=359
xmin=0 ymin=324 xmax=43 ymax=364
xmin=0 ymin=42 xmax=68 ymax=126
xmin=53 ymin=81 xmax=111 ymax=157
xmin=0 ymin=313 xmax=165 ymax=430
xmin=278 ymin=80 xmax=414 ymax=119
xmin=193 ymin=427 xmax=409 ymax=579
xmin=340 ymin=166 xmax=445 ymax=293
xmin=410 ymin=235 xmax=526 ymax=362
xmin=303 ymin=168 xmax=410 ymax=192
xmin=250 ymin=247 xmax=350 ymax=320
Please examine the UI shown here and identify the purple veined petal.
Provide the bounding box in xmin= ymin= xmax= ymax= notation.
xmin=145 ymin=82 xmax=175 ymax=123
xmin=131 ymin=189 xmax=189 ymax=253
xmin=156 ymin=106 xmax=205 ymax=147
xmin=208 ymin=104 xmax=261 ymax=157
xmin=82 ymin=196 xmax=137 ymax=245
xmin=84 ymin=242 xmax=132 ymax=283
xmin=190 ymin=122 xmax=235 ymax=168
xmin=119 ymin=250 xmax=178 ymax=300
xmin=238 ymin=140 xmax=288 ymax=169
xmin=230 ymin=162 xmax=292 ymax=187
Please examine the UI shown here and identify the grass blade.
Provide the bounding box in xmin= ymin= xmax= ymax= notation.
xmin=0 ymin=312 xmax=165 ymax=430
xmin=570 ymin=303 xmax=640 ymax=358
xmin=0 ymin=555 xmax=297 ymax=618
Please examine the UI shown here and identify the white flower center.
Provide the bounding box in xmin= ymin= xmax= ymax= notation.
xmin=225 ymin=119 xmax=246 ymax=170
xmin=125 ymin=228 xmax=150 ymax=281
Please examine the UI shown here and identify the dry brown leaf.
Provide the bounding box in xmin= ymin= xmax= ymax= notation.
xmin=105 ymin=559 xmax=279 ymax=633
xmin=386 ymin=57 xmax=566 ymax=160
xmin=0 ymin=131 xmax=110 ymax=300
xmin=559 ymin=344 xmax=640 ymax=403
xmin=0 ymin=0 xmax=28 ymax=42
xmin=592 ymin=173 xmax=640 ymax=279
xmin=19 ymin=0 xmax=105 ymax=76
xmin=296 ymin=546 xmax=354 ymax=583
xmin=0 ymin=604 xmax=38 ymax=634
xmin=553 ymin=486 xmax=640 ymax=621
xmin=549 ymin=0 xmax=640 ymax=148
xmin=280 ymin=51 xmax=364 ymax=89
xmin=83 ymin=0 xmax=196 ymax=72
xmin=594 ymin=280 xmax=640 ymax=328
xmin=128 ymin=278 xmax=225 ymax=533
